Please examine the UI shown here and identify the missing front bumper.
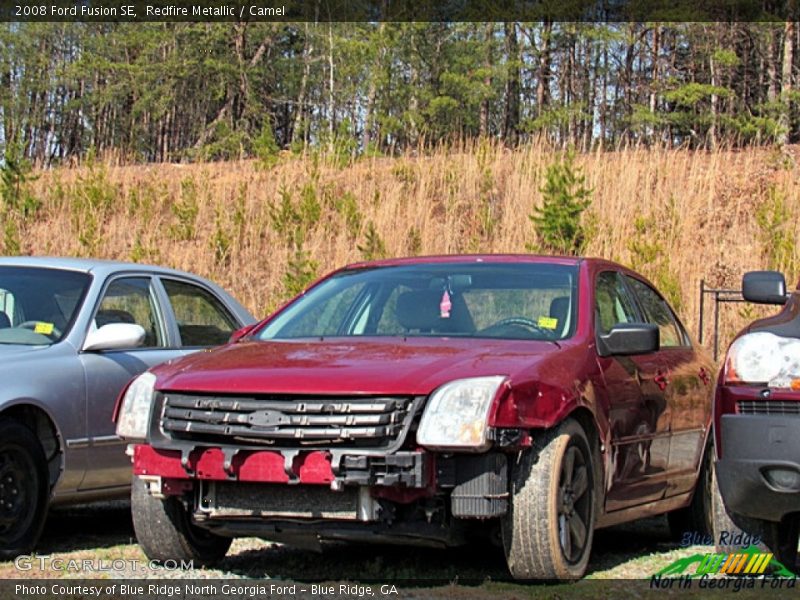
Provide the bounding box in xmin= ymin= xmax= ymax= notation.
xmin=196 ymin=481 xmax=381 ymax=522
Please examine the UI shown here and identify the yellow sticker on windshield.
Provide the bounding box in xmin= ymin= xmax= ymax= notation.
xmin=34 ymin=322 xmax=54 ymax=335
xmin=538 ymin=316 xmax=558 ymax=330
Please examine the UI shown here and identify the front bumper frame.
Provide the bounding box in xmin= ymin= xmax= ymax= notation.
xmin=717 ymin=413 xmax=800 ymax=522
xmin=132 ymin=444 xmax=432 ymax=488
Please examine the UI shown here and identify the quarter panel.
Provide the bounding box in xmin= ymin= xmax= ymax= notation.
xmin=0 ymin=347 xmax=87 ymax=494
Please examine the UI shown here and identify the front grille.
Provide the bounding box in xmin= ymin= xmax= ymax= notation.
xmin=737 ymin=400 xmax=800 ymax=416
xmin=161 ymin=393 xmax=420 ymax=449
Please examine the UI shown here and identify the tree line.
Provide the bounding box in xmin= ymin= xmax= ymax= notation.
xmin=0 ymin=21 xmax=798 ymax=166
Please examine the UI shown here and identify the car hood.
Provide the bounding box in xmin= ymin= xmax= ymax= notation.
xmin=154 ymin=337 xmax=560 ymax=396
xmin=0 ymin=343 xmax=54 ymax=358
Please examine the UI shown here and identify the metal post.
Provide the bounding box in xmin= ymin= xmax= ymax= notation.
xmin=713 ymin=291 xmax=721 ymax=361
xmin=699 ymin=279 xmax=705 ymax=345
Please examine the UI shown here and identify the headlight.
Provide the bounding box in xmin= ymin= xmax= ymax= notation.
xmin=417 ymin=376 xmax=506 ymax=451
xmin=116 ymin=372 xmax=157 ymax=441
xmin=724 ymin=331 xmax=800 ymax=389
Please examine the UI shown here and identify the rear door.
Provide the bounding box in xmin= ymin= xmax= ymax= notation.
xmin=624 ymin=275 xmax=713 ymax=498
xmin=595 ymin=271 xmax=671 ymax=511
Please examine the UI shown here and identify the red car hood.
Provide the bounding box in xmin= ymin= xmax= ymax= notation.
xmin=154 ymin=337 xmax=557 ymax=396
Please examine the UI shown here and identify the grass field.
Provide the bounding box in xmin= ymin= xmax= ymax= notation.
xmin=8 ymin=141 xmax=799 ymax=353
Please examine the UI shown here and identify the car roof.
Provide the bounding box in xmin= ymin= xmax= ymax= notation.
xmin=342 ymin=254 xmax=586 ymax=270
xmin=0 ymin=256 xmax=205 ymax=280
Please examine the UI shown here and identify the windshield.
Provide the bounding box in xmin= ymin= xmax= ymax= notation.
xmin=0 ymin=267 xmax=92 ymax=346
xmin=258 ymin=262 xmax=579 ymax=341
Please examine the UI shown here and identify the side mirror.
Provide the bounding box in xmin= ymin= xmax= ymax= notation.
xmin=742 ymin=271 xmax=787 ymax=305
xmin=229 ymin=322 xmax=259 ymax=343
xmin=83 ymin=323 xmax=146 ymax=352
xmin=598 ymin=323 xmax=659 ymax=357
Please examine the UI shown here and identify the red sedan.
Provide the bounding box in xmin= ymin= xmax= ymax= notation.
xmin=116 ymin=255 xmax=714 ymax=580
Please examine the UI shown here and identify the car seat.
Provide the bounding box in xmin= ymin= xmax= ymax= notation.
xmin=95 ymin=309 xmax=137 ymax=328
xmin=95 ymin=308 xmax=157 ymax=346
xmin=395 ymin=290 xmax=476 ymax=335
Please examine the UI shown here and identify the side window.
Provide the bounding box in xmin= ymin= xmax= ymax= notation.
xmin=275 ymin=282 xmax=368 ymax=338
xmin=595 ymin=271 xmax=639 ymax=334
xmin=95 ymin=277 xmax=164 ymax=348
xmin=625 ymin=276 xmax=684 ymax=348
xmin=0 ymin=289 xmax=14 ymax=328
xmin=162 ymin=279 xmax=238 ymax=347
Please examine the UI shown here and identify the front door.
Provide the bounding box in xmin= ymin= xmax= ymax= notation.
xmin=624 ymin=275 xmax=713 ymax=498
xmin=595 ymin=271 xmax=671 ymax=511
xmin=78 ymin=276 xmax=177 ymax=490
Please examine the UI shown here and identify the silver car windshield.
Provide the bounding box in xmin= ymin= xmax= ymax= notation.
xmin=0 ymin=267 xmax=92 ymax=346
xmin=258 ymin=263 xmax=579 ymax=341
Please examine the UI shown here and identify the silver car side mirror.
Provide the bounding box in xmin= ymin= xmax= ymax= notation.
xmin=83 ymin=323 xmax=146 ymax=352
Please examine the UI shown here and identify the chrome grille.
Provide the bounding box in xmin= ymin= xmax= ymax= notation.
xmin=161 ymin=393 xmax=418 ymax=448
xmin=737 ymin=400 xmax=800 ymax=416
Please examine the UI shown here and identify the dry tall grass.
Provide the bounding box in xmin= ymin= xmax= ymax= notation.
xmin=11 ymin=139 xmax=800 ymax=358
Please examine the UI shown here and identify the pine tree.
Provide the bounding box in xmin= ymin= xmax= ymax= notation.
xmin=529 ymin=151 xmax=592 ymax=255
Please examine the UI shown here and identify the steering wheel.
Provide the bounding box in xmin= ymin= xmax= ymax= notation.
xmin=16 ymin=321 xmax=63 ymax=340
xmin=483 ymin=316 xmax=552 ymax=338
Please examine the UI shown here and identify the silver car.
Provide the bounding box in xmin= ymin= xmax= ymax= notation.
xmin=0 ymin=257 xmax=255 ymax=558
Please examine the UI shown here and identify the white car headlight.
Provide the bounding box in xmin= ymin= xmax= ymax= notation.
xmin=417 ymin=376 xmax=506 ymax=451
xmin=725 ymin=331 xmax=800 ymax=388
xmin=116 ymin=372 xmax=157 ymax=441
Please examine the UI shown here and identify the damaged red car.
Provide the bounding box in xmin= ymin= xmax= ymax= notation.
xmin=116 ymin=255 xmax=714 ymax=580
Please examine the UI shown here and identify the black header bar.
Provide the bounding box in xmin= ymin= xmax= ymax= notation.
xmin=0 ymin=0 xmax=797 ymax=22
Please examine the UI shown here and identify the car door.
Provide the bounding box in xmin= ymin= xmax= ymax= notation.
xmin=78 ymin=275 xmax=178 ymax=490
xmin=595 ymin=271 xmax=671 ymax=511
xmin=624 ymin=275 xmax=713 ymax=498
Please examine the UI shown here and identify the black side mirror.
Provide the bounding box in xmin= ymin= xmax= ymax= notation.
xmin=598 ymin=323 xmax=659 ymax=357
xmin=742 ymin=271 xmax=787 ymax=305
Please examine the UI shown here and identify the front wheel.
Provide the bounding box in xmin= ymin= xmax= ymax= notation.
xmin=131 ymin=476 xmax=231 ymax=566
xmin=0 ymin=419 xmax=50 ymax=559
xmin=502 ymin=419 xmax=596 ymax=580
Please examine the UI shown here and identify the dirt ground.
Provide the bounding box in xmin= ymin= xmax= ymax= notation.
xmin=1 ymin=501 xmax=727 ymax=598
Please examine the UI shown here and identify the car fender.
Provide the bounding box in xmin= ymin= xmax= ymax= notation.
xmin=0 ymin=395 xmax=63 ymax=440
xmin=489 ymin=340 xmax=608 ymax=441
xmin=0 ymin=354 xmax=87 ymax=493
xmin=0 ymin=395 xmax=66 ymax=490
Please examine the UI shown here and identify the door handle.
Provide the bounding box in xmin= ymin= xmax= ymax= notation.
xmin=654 ymin=371 xmax=669 ymax=391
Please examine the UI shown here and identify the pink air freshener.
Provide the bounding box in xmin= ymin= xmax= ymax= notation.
xmin=440 ymin=290 xmax=452 ymax=318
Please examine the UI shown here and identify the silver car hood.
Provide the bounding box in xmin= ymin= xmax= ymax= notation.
xmin=0 ymin=343 xmax=58 ymax=361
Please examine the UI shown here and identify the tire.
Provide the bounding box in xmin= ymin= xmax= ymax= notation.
xmin=502 ymin=419 xmax=596 ymax=580
xmin=712 ymin=459 xmax=799 ymax=572
xmin=131 ymin=476 xmax=231 ymax=566
xmin=667 ymin=438 xmax=713 ymax=540
xmin=0 ymin=419 xmax=49 ymax=559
